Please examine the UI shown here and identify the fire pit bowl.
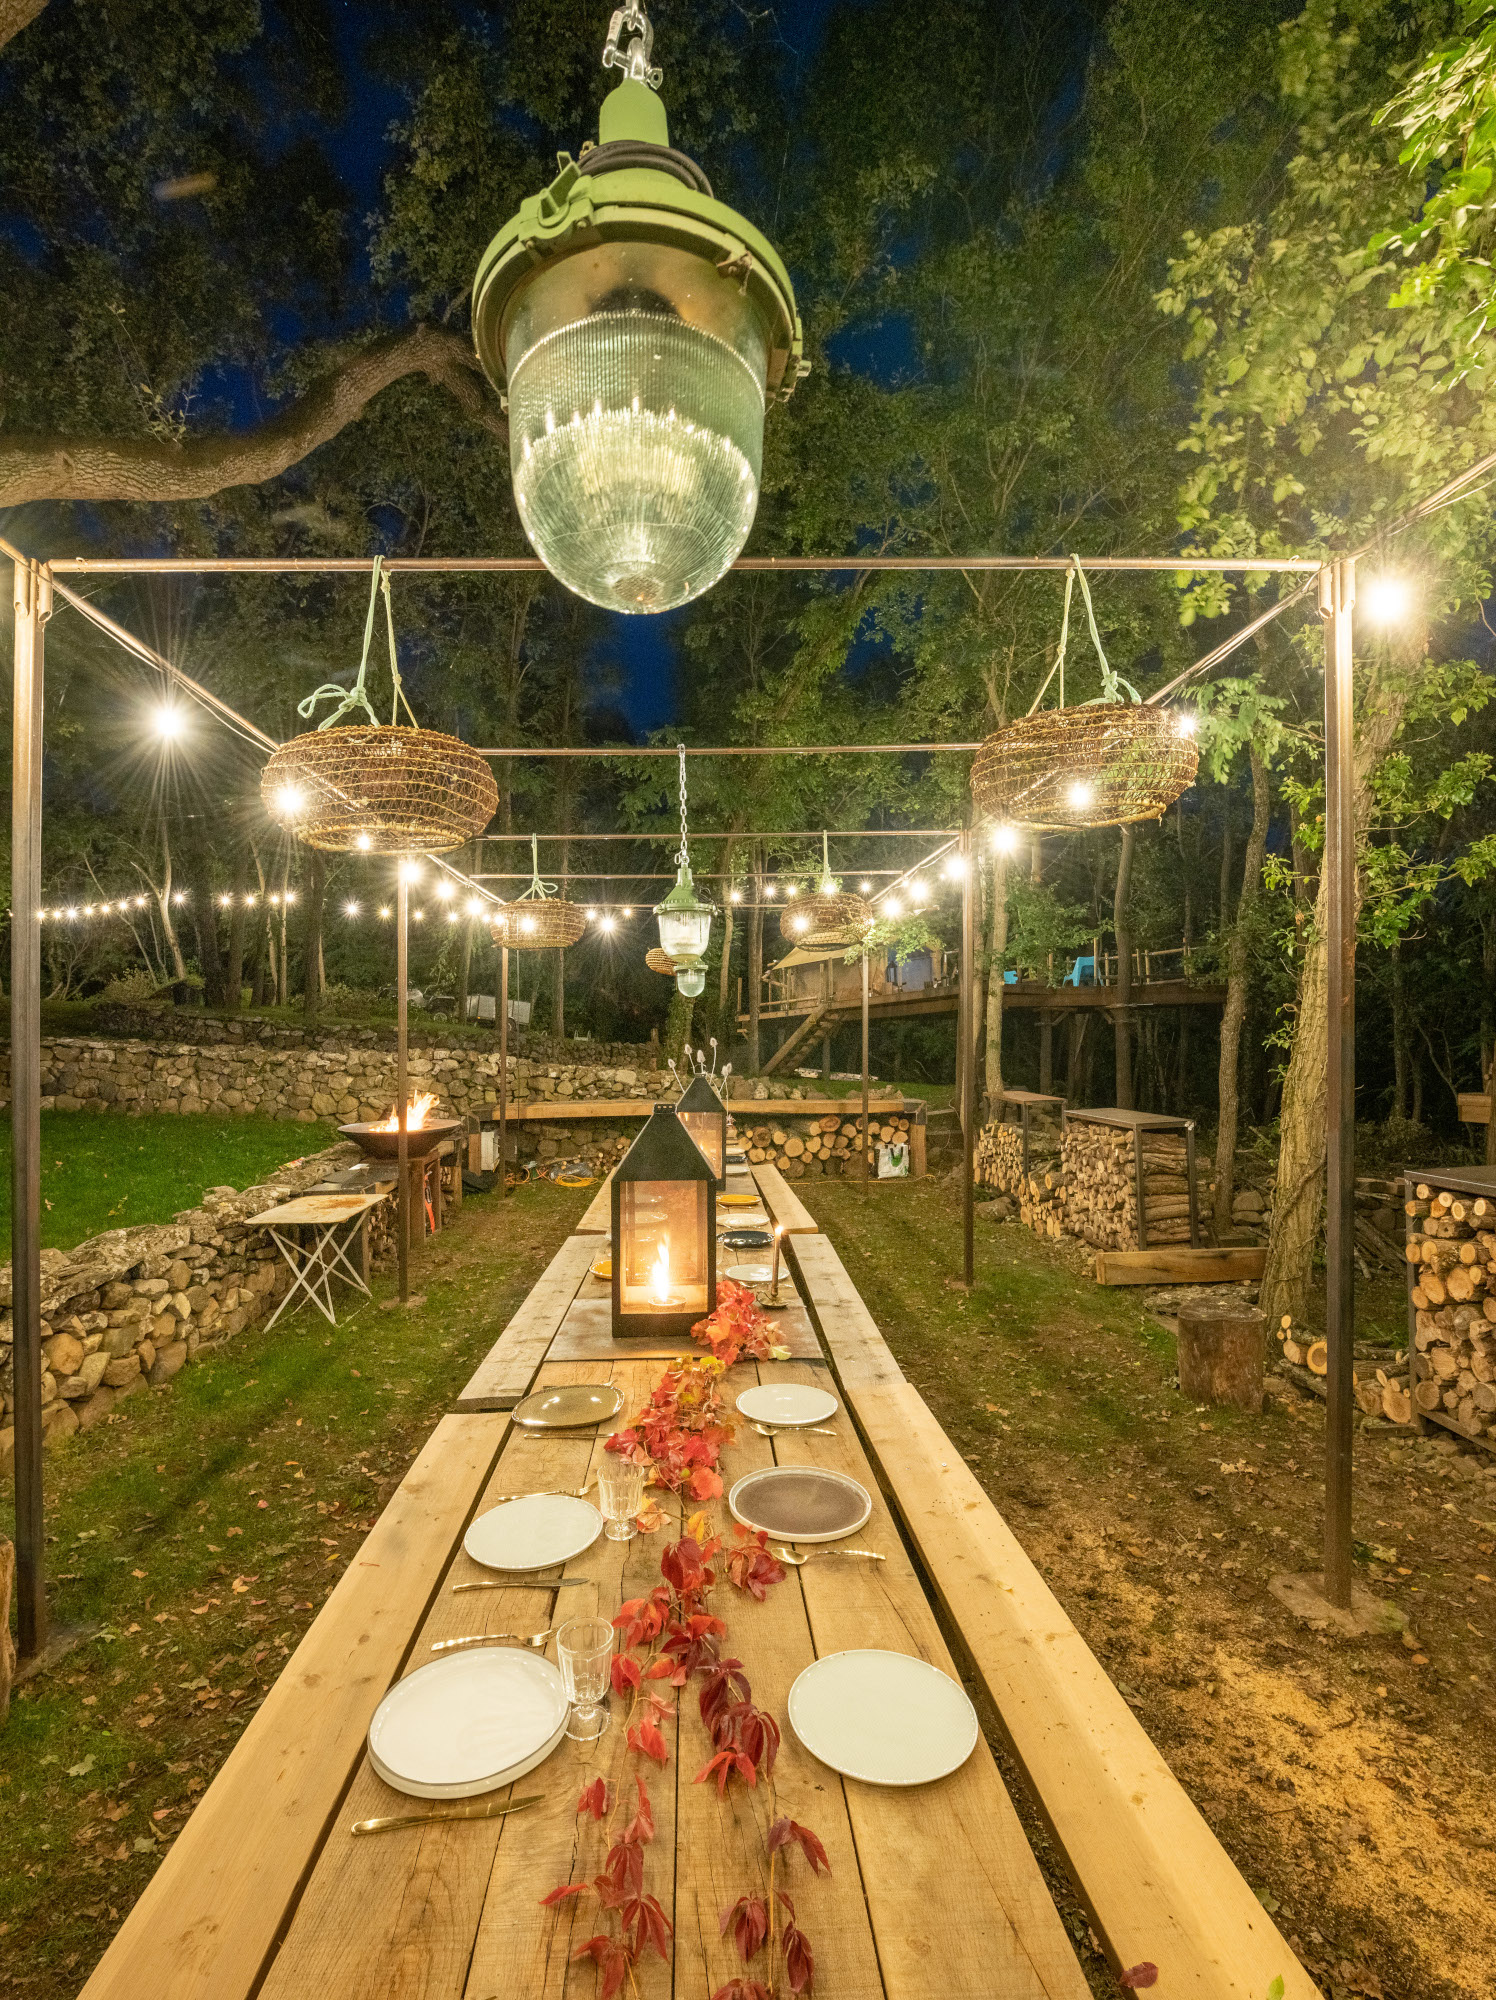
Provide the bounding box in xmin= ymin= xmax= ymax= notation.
xmin=338 ymin=1118 xmax=465 ymax=1162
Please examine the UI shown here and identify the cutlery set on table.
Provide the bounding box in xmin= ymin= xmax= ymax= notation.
xmin=355 ymin=1332 xmax=979 ymax=1833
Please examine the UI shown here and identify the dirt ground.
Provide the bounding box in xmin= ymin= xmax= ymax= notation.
xmin=808 ymin=1178 xmax=1496 ymax=2000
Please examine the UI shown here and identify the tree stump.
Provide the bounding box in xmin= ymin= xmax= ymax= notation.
xmin=1177 ymin=1299 xmax=1266 ymax=1411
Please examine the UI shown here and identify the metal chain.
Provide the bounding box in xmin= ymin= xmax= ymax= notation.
xmin=601 ymin=3 xmax=662 ymax=89
xmin=677 ymin=741 xmax=689 ymax=865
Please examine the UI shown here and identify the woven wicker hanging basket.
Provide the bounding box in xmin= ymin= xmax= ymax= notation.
xmin=645 ymin=946 xmax=677 ymax=976
xmin=494 ymin=899 xmax=588 ymax=950
xmin=970 ymin=703 xmax=1198 ymax=831
xmin=780 ymin=889 xmax=874 ymax=947
xmin=262 ymin=726 xmax=498 ymax=854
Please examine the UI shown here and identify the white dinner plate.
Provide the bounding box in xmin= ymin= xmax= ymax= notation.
xmin=368 ymin=1648 xmax=569 ymax=1798
xmin=736 ymin=1382 xmax=839 ymax=1427
xmin=726 ymin=1262 xmax=775 ymax=1284
xmin=728 ymin=1466 xmax=871 ymax=1543
xmin=787 ymin=1650 xmax=979 ymax=1787
xmin=464 ymin=1494 xmax=603 ymax=1572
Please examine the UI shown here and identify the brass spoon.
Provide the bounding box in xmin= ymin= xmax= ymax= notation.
xmin=352 ymin=1793 xmax=542 ymax=1836
xmin=772 ymin=1545 xmax=885 ymax=1566
xmin=432 ymin=1629 xmax=557 ymax=1654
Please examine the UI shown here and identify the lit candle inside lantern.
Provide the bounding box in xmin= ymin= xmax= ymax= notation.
xmin=651 ymin=1236 xmax=672 ymax=1306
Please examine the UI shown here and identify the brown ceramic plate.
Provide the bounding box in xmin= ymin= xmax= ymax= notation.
xmin=727 ymin=1467 xmax=871 ymax=1543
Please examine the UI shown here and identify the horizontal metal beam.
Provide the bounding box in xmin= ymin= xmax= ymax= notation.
xmin=44 ymin=553 xmax=1324 ymax=575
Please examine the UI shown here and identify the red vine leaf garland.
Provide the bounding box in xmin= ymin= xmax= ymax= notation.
xmin=605 ymin=1356 xmax=733 ymax=1501
xmin=544 ymin=1775 xmax=674 ymax=1995
xmin=726 ymin=1524 xmax=787 ymax=1600
xmin=692 ymin=1278 xmax=789 ymax=1366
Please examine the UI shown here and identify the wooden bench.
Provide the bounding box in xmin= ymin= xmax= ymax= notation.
xmin=751 ymin=1161 xmax=819 ymax=1235
xmin=576 ymin=1167 xmax=615 ymax=1234
xmin=78 ymin=1412 xmax=509 ymax=2000
xmin=453 ymin=1233 xmax=595 ymax=1409
xmin=792 ymin=1222 xmax=1320 ymax=2000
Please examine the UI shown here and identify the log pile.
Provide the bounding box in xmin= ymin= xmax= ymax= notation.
xmin=1060 ymin=1124 xmax=1195 ymax=1249
xmin=1018 ymin=1166 xmax=1069 ymax=1239
xmin=974 ymin=1121 xmax=1025 ymax=1193
xmin=1406 ymin=1182 xmax=1496 ymax=1443
xmin=1274 ymin=1311 xmax=1411 ymax=1423
xmin=740 ymin=1110 xmax=911 ymax=1181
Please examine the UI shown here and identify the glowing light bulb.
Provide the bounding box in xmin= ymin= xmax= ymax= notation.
xmin=344 ymin=900 xmax=360 ymax=917
xmin=399 ymin=861 xmax=422 ymax=885
xmin=621 ymin=907 xmax=633 ymax=918
xmin=1067 ymin=780 xmax=1094 ymax=812
xmin=1362 ymin=574 xmax=1412 ymax=624
xmin=585 ymin=907 xmax=598 ymax=920
xmin=273 ymin=784 xmax=304 ymax=817
xmin=600 ymin=913 xmax=616 ymax=933
xmin=284 ymin=891 xmax=297 ymax=906
xmin=154 ymin=706 xmax=185 ymax=740
xmin=785 ymin=884 xmax=799 ymax=899
xmin=413 ymin=909 xmax=426 ymax=922
xmin=729 ymin=888 xmax=742 ymax=903
xmin=1174 ymin=711 xmax=1198 ymax=739
xmin=66 ymin=906 xmax=78 ymax=920
xmin=944 ymin=856 xmax=966 ymax=879
xmin=379 ymin=906 xmax=392 ymax=919
xmin=882 ymin=897 xmax=902 ymax=919
xmin=992 ymin=824 xmax=1019 ymax=853
xmin=466 ymin=898 xmax=483 ymax=917
xmin=859 ymin=880 xmax=872 ymax=894
xmin=520 ymin=914 xmax=537 ymax=934
xmin=764 ymin=884 xmax=777 ymax=899
xmin=446 ymin=909 xmax=459 ymax=924
xmin=436 ymin=880 xmax=454 ymax=902
xmin=792 ymin=914 xmax=809 ymax=933
xmin=172 ymin=891 xmax=186 ymax=904
xmin=908 ymin=878 xmax=927 ymax=902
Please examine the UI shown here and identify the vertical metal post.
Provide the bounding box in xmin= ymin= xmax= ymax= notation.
xmin=499 ymin=945 xmax=509 ymax=1199
xmin=396 ymin=865 xmax=409 ymax=1305
xmin=11 ymin=558 xmax=49 ymax=1662
xmin=960 ymin=830 xmax=975 ymax=1284
xmin=1323 ymin=556 xmax=1357 ymax=1611
xmin=860 ymin=949 xmax=870 ymax=1194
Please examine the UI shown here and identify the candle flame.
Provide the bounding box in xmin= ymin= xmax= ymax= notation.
xmin=377 ymin=1092 xmax=438 ymax=1132
xmin=650 ymin=1236 xmax=671 ymax=1305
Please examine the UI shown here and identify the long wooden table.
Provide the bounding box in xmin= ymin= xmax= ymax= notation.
xmin=81 ymin=1166 xmax=1320 ymax=2000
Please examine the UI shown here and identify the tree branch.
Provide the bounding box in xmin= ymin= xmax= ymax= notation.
xmin=0 ymin=0 xmax=48 ymax=52
xmin=0 ymin=323 xmax=507 ymax=507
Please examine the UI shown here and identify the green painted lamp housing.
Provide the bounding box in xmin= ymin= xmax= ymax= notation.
xmin=654 ymin=855 xmax=715 ymax=998
xmin=471 ymin=44 xmax=804 ymax=615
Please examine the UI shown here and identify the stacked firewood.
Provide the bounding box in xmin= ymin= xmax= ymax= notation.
xmin=741 ymin=1111 xmax=910 ymax=1180
xmin=1017 ymin=1166 xmax=1068 ymax=1239
xmin=1406 ymin=1183 xmax=1496 ymax=1441
xmin=1060 ymin=1124 xmax=1195 ymax=1249
xmin=1275 ymin=1312 xmax=1412 ymax=1423
xmin=974 ymin=1121 xmax=1025 ymax=1193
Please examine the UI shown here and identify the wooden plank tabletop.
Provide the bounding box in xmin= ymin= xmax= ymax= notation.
xmin=233 ymin=1346 xmax=1089 ymax=2000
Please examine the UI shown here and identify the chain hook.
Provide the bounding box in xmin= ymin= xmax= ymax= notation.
xmin=601 ymin=3 xmax=662 ymax=89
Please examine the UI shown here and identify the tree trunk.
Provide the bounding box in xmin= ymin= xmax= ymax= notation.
xmin=187 ymin=847 xmax=226 ymax=1006
xmin=553 ymin=946 xmax=565 ymax=1039
xmin=1261 ymin=660 xmax=1406 ymax=1327
xmin=747 ymin=850 xmax=763 ymax=1072
xmin=1214 ymin=741 xmax=1270 ymax=1234
xmin=302 ymin=849 xmax=326 ymax=1026
xmin=718 ymin=837 xmax=738 ymax=1023
xmin=1391 ymin=938 xmax=1409 ymax=1121
xmin=224 ymin=847 xmax=248 ymax=1012
xmin=1112 ymin=825 xmax=1134 ymax=1109
xmin=984 ymin=851 xmax=1007 ymax=1110
xmin=457 ymin=918 xmax=474 ymax=1028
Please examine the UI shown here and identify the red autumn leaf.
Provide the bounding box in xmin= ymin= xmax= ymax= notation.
xmin=577 ymin=1779 xmax=611 ymax=1821
xmin=597 ymin=1837 xmax=645 ymax=1904
xmin=782 ymin=1920 xmax=816 ymax=1995
xmin=687 ymin=1464 xmax=725 ymax=1501
xmin=645 ymin=1654 xmax=684 ymax=1682
xmin=539 ymin=1882 xmax=588 ymax=1906
xmin=572 ymin=1935 xmax=631 ymax=2000
xmin=710 ymin=1982 xmax=772 ymax=2000
xmin=621 ymin=1775 xmax=655 ymax=1847
xmin=610 ymin=1652 xmax=642 ymax=1696
xmin=720 ymin=1893 xmax=770 ymax=1963
xmin=767 ymin=1816 xmax=831 ymax=1877
xmin=1119 ymin=1966 xmax=1159 ymax=1990
xmin=627 ymin=1719 xmax=670 ymax=1767
xmin=624 ymin=1891 xmax=673 ymax=1962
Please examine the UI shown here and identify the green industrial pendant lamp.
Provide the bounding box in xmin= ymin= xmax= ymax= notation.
xmin=471 ymin=3 xmax=805 ymax=615
xmin=654 ymin=743 xmax=716 ymax=998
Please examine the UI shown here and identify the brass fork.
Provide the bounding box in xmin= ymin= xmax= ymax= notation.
xmin=487 ymin=1477 xmax=597 ymax=1502
xmin=752 ymin=1423 xmax=838 ymax=1438
xmin=432 ymin=1629 xmax=557 ymax=1654
xmin=772 ymin=1545 xmax=885 ymax=1566
xmin=351 ymin=1793 xmax=542 ymax=1836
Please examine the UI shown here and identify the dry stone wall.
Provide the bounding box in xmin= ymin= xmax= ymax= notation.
xmin=0 ymin=1141 xmax=361 ymax=1475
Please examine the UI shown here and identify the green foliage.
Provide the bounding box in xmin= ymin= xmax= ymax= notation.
xmin=1003 ymin=878 xmax=1094 ymax=979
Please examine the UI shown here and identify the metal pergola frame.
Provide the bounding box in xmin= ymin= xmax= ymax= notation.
xmin=8 ymin=540 xmax=1357 ymax=1675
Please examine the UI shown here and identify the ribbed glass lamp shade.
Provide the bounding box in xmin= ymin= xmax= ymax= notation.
xmin=656 ymin=904 xmax=713 ymax=962
xmin=506 ymin=252 xmax=769 ymax=614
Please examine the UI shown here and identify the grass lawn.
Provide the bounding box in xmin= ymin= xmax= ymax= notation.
xmin=0 ymin=1177 xmax=589 ymax=1998
xmin=809 ymin=1178 xmax=1496 ymax=2000
xmin=0 ymin=1113 xmax=340 ymax=1259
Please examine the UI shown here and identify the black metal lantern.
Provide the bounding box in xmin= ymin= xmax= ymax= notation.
xmin=611 ymin=1104 xmax=718 ymax=1339
xmin=676 ymin=1071 xmax=727 ymax=1186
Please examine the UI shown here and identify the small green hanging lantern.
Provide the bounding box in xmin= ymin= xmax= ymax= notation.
xmin=654 ymin=743 xmax=715 ymax=998
xmin=470 ymin=2 xmax=805 ymax=615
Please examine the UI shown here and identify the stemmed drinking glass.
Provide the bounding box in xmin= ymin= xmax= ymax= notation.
xmin=596 ymin=1457 xmax=646 ymax=1541
xmin=556 ymin=1617 xmax=613 ymax=1742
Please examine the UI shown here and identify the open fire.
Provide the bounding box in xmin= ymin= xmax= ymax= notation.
xmin=650 ymin=1235 xmax=672 ymax=1306
xmin=377 ymin=1092 xmax=438 ymax=1132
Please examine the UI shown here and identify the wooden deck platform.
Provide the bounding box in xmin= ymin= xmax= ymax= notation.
xmin=79 ymin=1165 xmax=1321 ymax=2000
